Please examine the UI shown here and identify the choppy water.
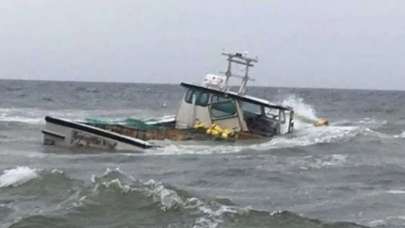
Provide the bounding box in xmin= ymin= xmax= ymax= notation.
xmin=1 ymin=79 xmax=405 ymax=228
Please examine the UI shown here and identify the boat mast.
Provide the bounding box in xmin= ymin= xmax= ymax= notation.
xmin=221 ymin=52 xmax=258 ymax=95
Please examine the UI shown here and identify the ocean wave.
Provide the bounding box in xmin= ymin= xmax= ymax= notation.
xmin=1 ymin=96 xmax=399 ymax=156
xmin=151 ymin=124 xmax=362 ymax=156
xmin=356 ymin=117 xmax=388 ymax=128
xmin=0 ymin=108 xmax=97 ymax=125
xmin=75 ymin=86 xmax=100 ymax=93
xmin=0 ymin=166 xmax=38 ymax=188
xmin=291 ymin=154 xmax=348 ymax=170
xmin=2 ymin=167 xmax=366 ymax=228
xmin=0 ymin=116 xmax=43 ymax=125
xmin=394 ymin=131 xmax=405 ymax=139
xmin=369 ymin=215 xmax=405 ymax=228
xmin=386 ymin=190 xmax=405 ymax=194
xmin=0 ymin=108 xmax=46 ymax=124
xmin=0 ymin=107 xmax=156 ymax=125
xmin=251 ymin=125 xmax=360 ymax=151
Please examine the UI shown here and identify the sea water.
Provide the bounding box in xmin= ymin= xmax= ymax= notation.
xmin=1 ymin=79 xmax=405 ymax=228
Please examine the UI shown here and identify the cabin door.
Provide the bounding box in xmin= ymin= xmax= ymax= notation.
xmin=209 ymin=97 xmax=241 ymax=131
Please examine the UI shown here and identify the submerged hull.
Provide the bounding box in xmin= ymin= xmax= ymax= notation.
xmin=42 ymin=116 xmax=265 ymax=152
xmin=42 ymin=116 xmax=153 ymax=151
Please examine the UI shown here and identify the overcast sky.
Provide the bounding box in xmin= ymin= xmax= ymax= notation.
xmin=1 ymin=0 xmax=404 ymax=90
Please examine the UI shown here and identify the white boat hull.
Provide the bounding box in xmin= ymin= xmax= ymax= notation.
xmin=42 ymin=116 xmax=153 ymax=152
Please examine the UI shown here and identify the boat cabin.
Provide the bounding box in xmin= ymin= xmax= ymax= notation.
xmin=175 ymin=52 xmax=294 ymax=137
xmin=175 ymin=82 xmax=294 ymax=137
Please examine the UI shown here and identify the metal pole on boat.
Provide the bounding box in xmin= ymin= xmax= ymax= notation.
xmin=238 ymin=59 xmax=252 ymax=95
xmin=224 ymin=55 xmax=232 ymax=91
xmin=221 ymin=52 xmax=258 ymax=94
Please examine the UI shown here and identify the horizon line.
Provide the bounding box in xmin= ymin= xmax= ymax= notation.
xmin=0 ymin=77 xmax=404 ymax=93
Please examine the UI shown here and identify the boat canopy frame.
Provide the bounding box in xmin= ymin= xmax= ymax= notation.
xmin=180 ymin=82 xmax=293 ymax=112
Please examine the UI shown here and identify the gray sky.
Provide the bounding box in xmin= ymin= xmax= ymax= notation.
xmin=1 ymin=0 xmax=404 ymax=90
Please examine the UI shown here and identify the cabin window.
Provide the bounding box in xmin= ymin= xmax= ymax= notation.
xmin=240 ymin=101 xmax=262 ymax=117
xmin=281 ymin=111 xmax=286 ymax=123
xmin=185 ymin=89 xmax=210 ymax=106
xmin=211 ymin=95 xmax=229 ymax=103
xmin=265 ymin=107 xmax=286 ymax=123
xmin=210 ymin=97 xmax=237 ymax=119
xmin=185 ymin=89 xmax=196 ymax=104
xmin=196 ymin=92 xmax=209 ymax=106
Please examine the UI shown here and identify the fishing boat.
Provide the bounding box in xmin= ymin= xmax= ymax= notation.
xmin=42 ymin=52 xmax=326 ymax=152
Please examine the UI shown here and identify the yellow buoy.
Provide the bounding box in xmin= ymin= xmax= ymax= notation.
xmin=314 ymin=118 xmax=329 ymax=127
xmin=213 ymin=125 xmax=223 ymax=132
xmin=211 ymin=130 xmax=219 ymax=137
xmin=194 ymin=121 xmax=207 ymax=129
xmin=204 ymin=123 xmax=235 ymax=140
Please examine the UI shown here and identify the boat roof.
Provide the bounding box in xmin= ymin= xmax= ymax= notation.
xmin=180 ymin=82 xmax=293 ymax=111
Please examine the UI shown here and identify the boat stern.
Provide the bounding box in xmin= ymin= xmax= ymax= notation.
xmin=42 ymin=116 xmax=153 ymax=152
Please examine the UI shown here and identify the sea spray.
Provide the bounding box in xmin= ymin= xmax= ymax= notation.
xmin=281 ymin=95 xmax=318 ymax=120
xmin=281 ymin=95 xmax=319 ymax=130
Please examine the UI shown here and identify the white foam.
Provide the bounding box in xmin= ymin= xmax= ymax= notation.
xmin=149 ymin=124 xmax=361 ymax=156
xmin=153 ymin=143 xmax=242 ymax=155
xmin=101 ymin=178 xmax=131 ymax=193
xmin=0 ymin=166 xmax=39 ymax=188
xmin=368 ymin=219 xmax=385 ymax=226
xmin=51 ymin=168 xmax=64 ymax=174
xmin=144 ymin=179 xmax=184 ymax=211
xmin=103 ymin=167 xmax=124 ymax=176
xmin=392 ymin=131 xmax=405 ymax=139
xmin=0 ymin=108 xmax=45 ymax=124
xmin=250 ymin=125 xmax=359 ymax=151
xmin=322 ymin=154 xmax=347 ymax=166
xmin=94 ymin=171 xmax=184 ymax=212
xmin=0 ymin=107 xmax=148 ymax=125
xmin=386 ymin=190 xmax=405 ymax=194
xmin=304 ymin=154 xmax=348 ymax=169
xmin=0 ymin=109 xmax=43 ymax=124
xmin=89 ymin=170 xmax=252 ymax=228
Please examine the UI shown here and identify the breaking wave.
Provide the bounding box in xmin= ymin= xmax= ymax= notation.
xmin=0 ymin=166 xmax=38 ymax=188
xmin=2 ymin=167 xmax=365 ymax=228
